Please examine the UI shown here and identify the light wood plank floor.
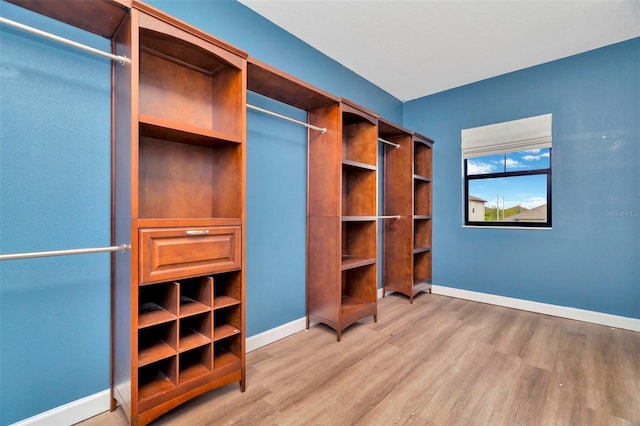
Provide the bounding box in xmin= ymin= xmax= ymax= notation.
xmin=80 ymin=294 xmax=640 ymax=425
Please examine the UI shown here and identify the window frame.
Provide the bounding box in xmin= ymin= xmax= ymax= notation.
xmin=464 ymin=149 xmax=552 ymax=228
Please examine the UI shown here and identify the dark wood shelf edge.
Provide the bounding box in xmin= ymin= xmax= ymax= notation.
xmin=140 ymin=114 xmax=242 ymax=146
xmin=413 ymin=246 xmax=432 ymax=254
xmin=247 ymin=57 xmax=338 ymax=111
xmin=342 ymin=159 xmax=377 ymax=171
xmin=341 ymin=256 xmax=376 ymax=270
xmin=413 ymin=174 xmax=432 ymax=182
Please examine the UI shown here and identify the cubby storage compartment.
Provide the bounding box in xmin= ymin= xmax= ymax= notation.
xmin=414 ymin=250 xmax=432 ymax=286
xmin=341 ymin=220 xmax=376 ymax=270
xmin=214 ymin=305 xmax=242 ymax=342
xmin=340 ymin=265 xmax=377 ymax=334
xmin=342 ymin=112 xmax=377 ymax=166
xmin=179 ymin=312 xmax=212 ymax=353
xmin=214 ymin=334 xmax=242 ymax=371
xmin=138 ymin=138 xmax=242 ymax=219
xmin=341 ymin=167 xmax=376 ymax=217
xmin=214 ymin=271 xmax=242 ymax=309
xmin=138 ymin=28 xmax=242 ymax=140
xmin=414 ymin=141 xmax=432 ymax=179
xmin=138 ymin=356 xmax=178 ymax=403
xmin=138 ymin=322 xmax=178 ymax=367
xmin=414 ymin=179 xmax=432 ymax=216
xmin=179 ymin=345 xmax=213 ymax=384
xmin=180 ymin=276 xmax=213 ymax=318
xmin=139 ymin=282 xmax=178 ymax=328
xmin=413 ymin=218 xmax=432 ymax=251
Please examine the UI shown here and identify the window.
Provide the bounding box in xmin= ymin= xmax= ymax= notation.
xmin=462 ymin=114 xmax=552 ymax=227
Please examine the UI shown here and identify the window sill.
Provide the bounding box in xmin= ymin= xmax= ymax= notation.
xmin=462 ymin=225 xmax=552 ymax=230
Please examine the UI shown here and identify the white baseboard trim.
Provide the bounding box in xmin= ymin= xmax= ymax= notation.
xmin=431 ymin=285 xmax=640 ymax=332
xmin=246 ymin=317 xmax=308 ymax=352
xmin=11 ymin=389 xmax=111 ymax=426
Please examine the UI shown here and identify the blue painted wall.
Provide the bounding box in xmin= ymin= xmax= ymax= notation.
xmin=0 ymin=0 xmax=401 ymax=423
xmin=0 ymin=3 xmax=112 ymax=424
xmin=404 ymin=38 xmax=640 ymax=319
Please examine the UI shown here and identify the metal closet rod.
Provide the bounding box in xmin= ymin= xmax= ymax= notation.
xmin=378 ymin=215 xmax=401 ymax=220
xmin=0 ymin=244 xmax=131 ymax=261
xmin=0 ymin=17 xmax=131 ymax=65
xmin=247 ymin=104 xmax=326 ymax=134
xmin=378 ymin=137 xmax=400 ymax=149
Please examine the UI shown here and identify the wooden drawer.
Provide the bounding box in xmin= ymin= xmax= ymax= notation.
xmin=140 ymin=226 xmax=241 ymax=284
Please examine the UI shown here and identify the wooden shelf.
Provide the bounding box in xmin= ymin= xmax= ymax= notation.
xmin=413 ymin=246 xmax=432 ymax=254
xmin=214 ymin=295 xmax=241 ymax=309
xmin=214 ymin=350 xmax=241 ymax=370
xmin=5 ymin=0 xmax=130 ymax=38
xmin=213 ymin=324 xmax=241 ymax=341
xmin=341 ymin=295 xmax=375 ymax=315
xmin=139 ymin=114 xmax=241 ymax=146
xmin=138 ymin=370 xmax=176 ymax=404
xmin=342 ymin=159 xmax=376 ymax=171
xmin=247 ymin=57 xmax=337 ymax=111
xmin=180 ymin=297 xmax=210 ymax=318
xmin=179 ymin=362 xmax=211 ymax=384
xmin=179 ymin=329 xmax=210 ymax=352
xmin=413 ymin=174 xmax=432 ymax=182
xmin=138 ymin=340 xmax=176 ymax=367
xmin=341 ymin=255 xmax=376 ymax=271
xmin=139 ymin=302 xmax=176 ymax=328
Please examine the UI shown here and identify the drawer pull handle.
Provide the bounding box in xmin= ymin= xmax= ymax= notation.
xmin=186 ymin=230 xmax=209 ymax=235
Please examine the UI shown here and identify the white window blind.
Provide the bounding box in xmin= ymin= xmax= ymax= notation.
xmin=461 ymin=113 xmax=552 ymax=159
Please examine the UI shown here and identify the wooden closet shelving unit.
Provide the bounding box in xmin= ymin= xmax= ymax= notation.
xmin=381 ymin=117 xmax=434 ymax=302
xmin=306 ymin=99 xmax=379 ymax=340
xmin=112 ymin=2 xmax=248 ymax=425
xmin=247 ymin=60 xmax=382 ymax=340
xmin=4 ymin=2 xmax=435 ymax=422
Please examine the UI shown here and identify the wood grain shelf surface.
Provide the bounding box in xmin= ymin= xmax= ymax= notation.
xmin=213 ymin=324 xmax=241 ymax=341
xmin=341 ymin=255 xmax=376 ymax=271
xmin=179 ymin=362 xmax=211 ymax=384
xmin=139 ymin=303 xmax=176 ymax=328
xmin=179 ymin=330 xmax=210 ymax=353
xmin=413 ymin=174 xmax=432 ymax=182
xmin=342 ymin=159 xmax=376 ymax=171
xmin=138 ymin=372 xmax=175 ymax=404
xmin=413 ymin=246 xmax=432 ymax=254
xmin=139 ymin=114 xmax=241 ymax=146
xmin=214 ymin=295 xmax=241 ymax=309
xmin=138 ymin=341 xmax=176 ymax=367
xmin=179 ymin=297 xmax=210 ymax=318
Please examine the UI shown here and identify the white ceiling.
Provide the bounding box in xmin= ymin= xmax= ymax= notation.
xmin=238 ymin=0 xmax=640 ymax=101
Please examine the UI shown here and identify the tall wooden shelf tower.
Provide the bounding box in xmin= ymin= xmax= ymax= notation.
xmin=111 ymin=2 xmax=248 ymax=424
xmin=380 ymin=118 xmax=434 ymax=303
